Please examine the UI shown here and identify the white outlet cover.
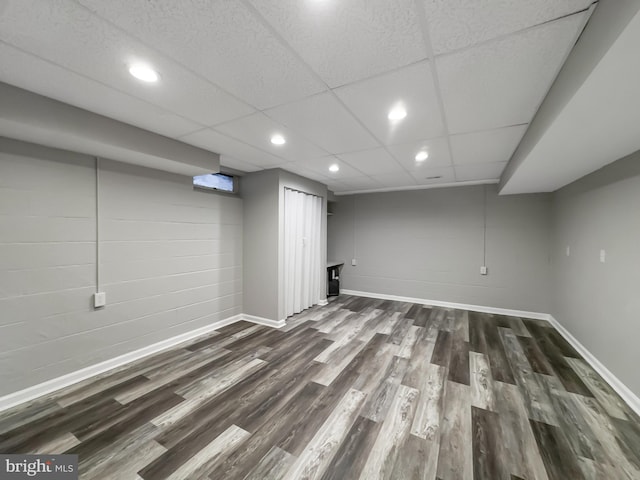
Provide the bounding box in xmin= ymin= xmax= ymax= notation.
xmin=351 ymin=258 xmax=357 ymax=266
xmin=566 ymin=246 xmax=570 ymax=257
xmin=480 ymin=265 xmax=488 ymax=275
xmin=94 ymin=292 xmax=106 ymax=308
xmin=600 ymin=249 xmax=606 ymax=263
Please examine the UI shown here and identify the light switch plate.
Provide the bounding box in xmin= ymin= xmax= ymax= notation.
xmin=94 ymin=292 xmax=106 ymax=308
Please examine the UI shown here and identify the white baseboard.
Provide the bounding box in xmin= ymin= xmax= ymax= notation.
xmin=548 ymin=315 xmax=640 ymax=417
xmin=242 ymin=314 xmax=286 ymax=329
xmin=0 ymin=312 xmax=285 ymax=414
xmin=341 ymin=289 xmax=550 ymax=321
xmin=318 ymin=299 xmax=328 ymax=306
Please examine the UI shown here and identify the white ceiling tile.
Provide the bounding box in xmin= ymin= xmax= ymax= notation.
xmin=265 ymin=92 xmax=379 ymax=154
xmin=329 ymin=182 xmax=356 ymax=194
xmin=77 ymin=0 xmax=326 ymax=109
xmin=437 ymin=14 xmax=587 ymax=134
xmin=450 ymin=125 xmax=527 ymax=166
xmin=387 ymin=136 xmax=452 ymax=171
xmin=454 ymin=162 xmax=507 ymax=181
xmin=220 ymin=155 xmax=263 ymax=173
xmin=337 ymin=148 xmax=404 ymax=176
xmin=424 ymin=0 xmax=593 ymax=55
xmin=179 ymin=129 xmax=284 ymax=168
xmin=338 ymin=176 xmax=384 ymax=191
xmin=335 ymin=62 xmax=445 ymax=145
xmin=409 ymin=166 xmax=456 ymax=185
xmin=0 ymin=43 xmax=201 ymax=138
xmin=246 ymin=0 xmax=427 ymax=87
xmin=368 ymin=171 xmax=417 ymax=188
xmin=0 ymin=0 xmax=256 ymax=126
xmin=290 ymin=156 xmax=365 ymax=179
xmin=215 ymin=113 xmax=328 ymax=162
xmin=323 ymin=178 xmax=348 ymax=191
xmin=277 ymin=163 xmax=330 ymax=183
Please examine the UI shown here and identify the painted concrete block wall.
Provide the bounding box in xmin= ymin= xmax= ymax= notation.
xmin=552 ymin=150 xmax=640 ymax=397
xmin=0 ymin=138 xmax=242 ymax=397
xmin=328 ymin=185 xmax=552 ymax=312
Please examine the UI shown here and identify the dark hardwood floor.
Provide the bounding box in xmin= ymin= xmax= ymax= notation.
xmin=1 ymin=295 xmax=639 ymax=479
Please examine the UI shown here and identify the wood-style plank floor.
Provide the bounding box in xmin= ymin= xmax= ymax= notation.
xmin=1 ymin=295 xmax=639 ymax=479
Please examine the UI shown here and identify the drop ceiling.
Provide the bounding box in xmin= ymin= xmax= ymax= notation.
xmin=0 ymin=0 xmax=594 ymax=194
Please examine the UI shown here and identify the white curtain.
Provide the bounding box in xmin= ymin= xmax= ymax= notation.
xmin=284 ymin=188 xmax=322 ymax=318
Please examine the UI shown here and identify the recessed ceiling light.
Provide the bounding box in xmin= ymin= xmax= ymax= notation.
xmin=270 ymin=134 xmax=286 ymax=145
xmin=329 ymin=164 xmax=340 ymax=173
xmin=415 ymin=150 xmax=429 ymax=162
xmin=128 ymin=64 xmax=159 ymax=83
xmin=388 ymin=105 xmax=407 ymax=121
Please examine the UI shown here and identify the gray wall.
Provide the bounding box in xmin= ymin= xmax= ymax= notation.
xmin=242 ymin=168 xmax=328 ymax=322
xmin=242 ymin=169 xmax=280 ymax=320
xmin=552 ymin=150 xmax=640 ymax=396
xmin=0 ymin=138 xmax=243 ymax=396
xmin=328 ymin=185 xmax=552 ymax=312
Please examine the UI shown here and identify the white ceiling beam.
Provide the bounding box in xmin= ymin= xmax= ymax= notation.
xmin=499 ymin=0 xmax=640 ymax=194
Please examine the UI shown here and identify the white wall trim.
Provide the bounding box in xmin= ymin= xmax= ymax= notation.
xmin=341 ymin=289 xmax=550 ymax=320
xmin=242 ymin=314 xmax=286 ymax=329
xmin=548 ymin=315 xmax=640 ymax=417
xmin=0 ymin=312 xmax=285 ymax=414
xmin=318 ymin=299 xmax=328 ymax=306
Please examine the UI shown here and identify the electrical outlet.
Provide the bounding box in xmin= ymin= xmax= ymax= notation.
xmin=480 ymin=266 xmax=488 ymax=275
xmin=351 ymin=258 xmax=357 ymax=266
xmin=94 ymin=292 xmax=106 ymax=308
xmin=600 ymin=249 xmax=606 ymax=263
xmin=566 ymin=245 xmax=570 ymax=257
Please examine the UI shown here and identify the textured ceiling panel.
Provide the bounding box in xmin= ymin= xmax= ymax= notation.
xmin=450 ymin=125 xmax=528 ymax=165
xmin=337 ymin=176 xmax=384 ymax=191
xmin=0 ymin=0 xmax=599 ymax=193
xmin=424 ymin=0 xmax=593 ymax=54
xmin=437 ymin=13 xmax=586 ymax=134
xmin=215 ymin=112 xmax=328 ymax=162
xmin=246 ymin=0 xmax=427 ymax=87
xmin=386 ymin=136 xmax=453 ymax=171
xmin=408 ymin=165 xmax=456 ymax=185
xmin=0 ymin=0 xmax=256 ymax=126
xmin=0 ymin=43 xmax=201 ymax=139
xmin=368 ymin=171 xmax=417 ymax=188
xmin=278 ymin=162 xmax=332 ymax=183
xmin=454 ymin=161 xmax=507 ymax=181
xmin=288 ymin=156 xmax=365 ymax=179
xmin=265 ymin=92 xmax=379 ymax=154
xmin=335 ymin=62 xmax=445 ymax=146
xmin=337 ymin=148 xmax=404 ymax=176
xmin=77 ymin=0 xmax=326 ymax=108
